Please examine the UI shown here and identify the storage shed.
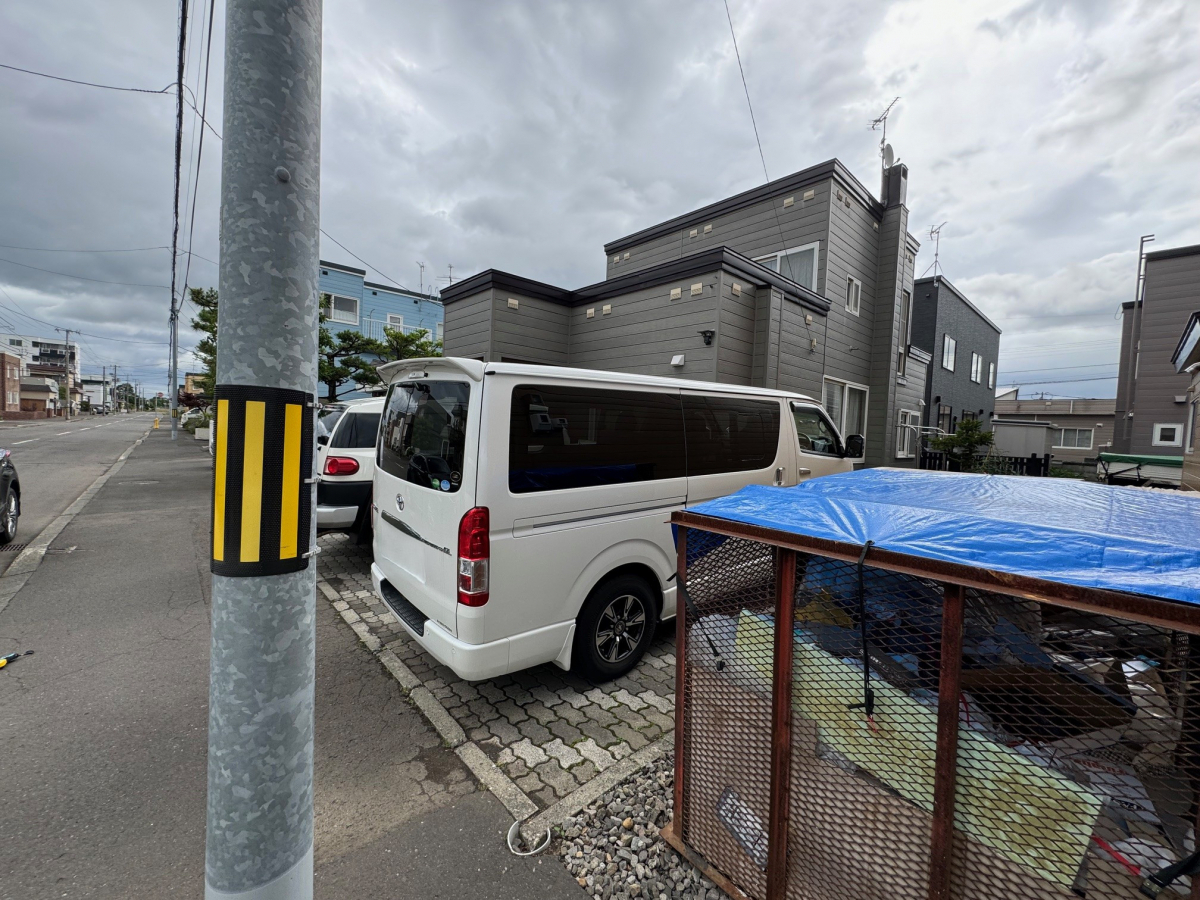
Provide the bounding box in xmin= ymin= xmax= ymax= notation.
xmin=668 ymin=469 xmax=1200 ymax=900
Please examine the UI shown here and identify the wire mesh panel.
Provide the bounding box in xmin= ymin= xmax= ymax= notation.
xmin=674 ymin=524 xmax=1200 ymax=900
xmin=679 ymin=531 xmax=778 ymax=899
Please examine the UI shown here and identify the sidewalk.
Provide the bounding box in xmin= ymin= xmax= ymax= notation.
xmin=0 ymin=429 xmax=584 ymax=899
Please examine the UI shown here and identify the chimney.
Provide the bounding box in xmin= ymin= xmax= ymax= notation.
xmin=883 ymin=163 xmax=908 ymax=209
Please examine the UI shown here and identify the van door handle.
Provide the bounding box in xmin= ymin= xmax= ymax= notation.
xmin=774 ymin=466 xmax=785 ymax=485
xmin=796 ymin=467 xmax=812 ymax=477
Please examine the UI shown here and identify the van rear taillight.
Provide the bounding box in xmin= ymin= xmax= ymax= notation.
xmin=457 ymin=506 xmax=489 ymax=607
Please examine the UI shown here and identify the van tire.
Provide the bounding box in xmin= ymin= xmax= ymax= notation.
xmin=573 ymin=575 xmax=659 ymax=682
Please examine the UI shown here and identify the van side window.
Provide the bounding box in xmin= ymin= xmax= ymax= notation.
xmin=378 ymin=381 xmax=470 ymax=492
xmin=791 ymin=404 xmax=842 ymax=456
xmin=509 ymin=385 xmax=685 ymax=493
xmin=331 ymin=412 xmax=381 ymax=449
xmin=684 ymin=395 xmax=780 ymax=476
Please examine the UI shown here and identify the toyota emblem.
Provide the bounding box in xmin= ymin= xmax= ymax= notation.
xmin=395 ymin=494 xmax=405 ymax=512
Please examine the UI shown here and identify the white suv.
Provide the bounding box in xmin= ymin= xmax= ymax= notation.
xmin=316 ymin=397 xmax=383 ymax=537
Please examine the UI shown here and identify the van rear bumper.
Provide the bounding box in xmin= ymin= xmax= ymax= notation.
xmin=371 ymin=563 xmax=573 ymax=681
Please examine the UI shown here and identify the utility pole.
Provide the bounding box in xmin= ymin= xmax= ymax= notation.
xmin=206 ymin=1 xmax=321 ymax=898
xmin=113 ymin=364 xmax=118 ymax=412
xmin=169 ymin=307 xmax=179 ymax=437
xmin=55 ymin=328 xmax=72 ymax=420
xmin=101 ymin=365 xmax=105 ymax=412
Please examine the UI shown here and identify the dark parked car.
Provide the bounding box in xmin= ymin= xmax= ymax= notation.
xmin=0 ymin=449 xmax=20 ymax=544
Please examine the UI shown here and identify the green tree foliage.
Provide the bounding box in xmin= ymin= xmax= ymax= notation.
xmin=188 ymin=286 xmax=219 ymax=395
xmin=928 ymin=418 xmax=995 ymax=469
xmin=378 ymin=325 xmax=442 ymax=363
xmin=319 ymin=319 xmax=384 ymax=402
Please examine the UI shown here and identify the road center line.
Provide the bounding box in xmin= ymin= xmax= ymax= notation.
xmin=13 ymin=439 xmax=35 ymax=445
xmin=56 ymin=431 xmax=72 ymax=436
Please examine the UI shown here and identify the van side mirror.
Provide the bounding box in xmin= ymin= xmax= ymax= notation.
xmin=844 ymin=434 xmax=865 ymax=459
xmin=317 ymin=434 xmax=329 ymax=446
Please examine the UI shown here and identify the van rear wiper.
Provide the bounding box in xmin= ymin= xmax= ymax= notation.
xmin=380 ymin=510 xmax=451 ymax=556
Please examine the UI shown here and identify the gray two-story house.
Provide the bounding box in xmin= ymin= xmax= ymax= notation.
xmin=441 ymin=158 xmax=930 ymax=467
xmin=910 ymin=275 xmax=1002 ymax=438
xmin=1114 ymin=243 xmax=1200 ymax=457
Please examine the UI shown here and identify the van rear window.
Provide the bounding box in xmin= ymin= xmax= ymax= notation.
xmin=378 ymin=381 xmax=470 ymax=492
xmin=509 ymin=385 xmax=685 ymax=493
xmin=331 ymin=412 xmax=381 ymax=449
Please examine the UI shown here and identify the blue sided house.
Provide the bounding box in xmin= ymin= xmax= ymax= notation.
xmin=319 ymin=260 xmax=444 ymax=399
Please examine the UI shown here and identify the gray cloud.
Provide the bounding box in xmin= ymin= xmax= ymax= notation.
xmin=1 ymin=0 xmax=1197 ymax=397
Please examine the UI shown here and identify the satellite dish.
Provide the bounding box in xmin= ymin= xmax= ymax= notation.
xmin=883 ymin=143 xmax=895 ymax=168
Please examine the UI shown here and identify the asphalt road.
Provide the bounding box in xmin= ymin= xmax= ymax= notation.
xmin=0 ymin=428 xmax=583 ymax=899
xmin=0 ymin=413 xmax=158 ymax=571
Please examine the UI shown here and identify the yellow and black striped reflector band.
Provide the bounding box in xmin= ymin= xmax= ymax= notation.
xmin=211 ymin=384 xmax=314 ymax=577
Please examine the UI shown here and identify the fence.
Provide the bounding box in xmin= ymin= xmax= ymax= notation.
xmin=358 ymin=317 xmax=440 ymax=343
xmin=667 ymin=515 xmax=1200 ymax=900
xmin=920 ymin=450 xmax=1053 ymax=477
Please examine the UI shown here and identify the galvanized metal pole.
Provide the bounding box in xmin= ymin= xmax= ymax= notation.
xmin=206 ymin=0 xmax=321 ymax=897
xmin=170 ymin=310 xmax=179 ymax=439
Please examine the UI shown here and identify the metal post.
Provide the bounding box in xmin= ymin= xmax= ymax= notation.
xmin=205 ymin=0 xmax=322 ymax=897
xmin=672 ymin=526 xmax=688 ymax=838
xmin=169 ymin=311 xmax=179 ymax=439
xmin=766 ymin=548 xmax=797 ymax=900
xmin=927 ymin=583 xmax=966 ymax=900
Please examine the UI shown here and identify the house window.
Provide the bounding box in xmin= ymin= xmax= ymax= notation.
xmin=822 ymin=377 xmax=868 ymax=446
xmin=897 ymin=289 xmax=911 ymax=376
xmin=942 ymin=335 xmax=956 ymax=371
xmin=1187 ymin=396 xmax=1198 ymax=454
xmin=436 ymin=322 xmax=444 ymax=342
xmin=386 ymin=313 xmax=405 ymax=330
xmin=754 ymin=242 xmax=818 ymax=291
xmin=1054 ymin=428 xmax=1093 ymax=450
xmin=1153 ymin=423 xmax=1183 ymax=447
xmin=896 ymin=410 xmax=919 ymax=459
xmin=8 ymin=339 xmax=21 ymax=347
xmin=970 ymin=353 xmax=983 ymax=384
xmin=988 ymin=362 xmax=996 ymax=390
xmin=321 ymin=294 xmax=359 ymax=325
xmin=937 ymin=404 xmax=953 ymax=435
xmin=845 ymin=277 xmax=861 ymax=316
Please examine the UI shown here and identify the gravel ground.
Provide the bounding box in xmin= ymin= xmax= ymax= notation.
xmin=559 ymin=754 xmax=729 ymax=900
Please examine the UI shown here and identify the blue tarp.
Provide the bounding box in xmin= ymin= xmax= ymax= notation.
xmin=688 ymin=469 xmax=1200 ymax=605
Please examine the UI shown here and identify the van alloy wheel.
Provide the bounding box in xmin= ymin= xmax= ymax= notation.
xmin=594 ymin=593 xmax=647 ymax=664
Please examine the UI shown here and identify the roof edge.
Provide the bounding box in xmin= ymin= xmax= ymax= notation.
xmin=603 ymin=159 xmax=883 ymax=255
xmin=1146 ymin=243 xmax=1200 ymax=262
xmin=319 ymin=259 xmax=367 ymax=276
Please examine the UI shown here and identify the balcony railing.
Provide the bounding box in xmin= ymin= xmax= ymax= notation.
xmin=357 ymin=318 xmax=441 ymax=343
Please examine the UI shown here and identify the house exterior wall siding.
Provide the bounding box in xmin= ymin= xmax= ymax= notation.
xmin=490 ymin=291 xmax=570 ymax=365
xmin=1114 ymin=251 xmax=1199 ymax=456
xmin=911 ymin=277 xmax=1001 ymax=438
xmin=994 ymin=398 xmax=1116 ymax=464
xmin=441 ymin=288 xmax=492 ymax=360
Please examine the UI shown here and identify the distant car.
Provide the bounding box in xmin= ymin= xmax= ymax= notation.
xmin=316 ymin=398 xmax=382 ymax=539
xmin=0 ymin=449 xmax=20 ymax=545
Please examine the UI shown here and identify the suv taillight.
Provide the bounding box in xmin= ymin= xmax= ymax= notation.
xmin=457 ymin=506 xmax=489 ymax=607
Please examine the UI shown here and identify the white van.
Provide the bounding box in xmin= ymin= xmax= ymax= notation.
xmin=370 ymin=358 xmax=861 ymax=682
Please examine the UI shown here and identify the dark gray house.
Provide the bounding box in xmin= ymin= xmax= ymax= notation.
xmin=1114 ymin=243 xmax=1200 ymax=456
xmin=910 ymin=276 xmax=1002 ymax=439
xmin=441 ymin=159 xmax=930 ymax=467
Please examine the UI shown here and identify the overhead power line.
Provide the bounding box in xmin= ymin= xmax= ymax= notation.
xmin=1000 ymin=362 xmax=1119 ymax=376
xmin=0 ymin=243 xmax=171 ymax=254
xmin=0 ymin=62 xmax=172 ymax=94
xmin=0 ymin=285 xmax=169 ymax=345
xmin=0 ymin=255 xmax=170 ymax=289
xmin=723 ymin=0 xmax=770 ymax=183
xmin=179 ymin=0 xmax=217 ymax=309
xmin=319 ymin=229 xmax=414 ymax=293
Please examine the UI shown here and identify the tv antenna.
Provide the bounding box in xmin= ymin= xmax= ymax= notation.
xmin=870 ymin=97 xmax=901 ymax=175
xmin=922 ymin=222 xmax=948 ymax=278
xmin=437 ymin=264 xmax=455 ymax=286
xmin=416 ymin=261 xmax=426 ymax=294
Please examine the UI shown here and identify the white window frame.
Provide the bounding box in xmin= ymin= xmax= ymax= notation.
xmin=1186 ymin=397 xmax=1197 ymax=454
xmin=1053 ymin=428 xmax=1094 ymax=450
xmin=822 ymin=376 xmax=869 ymax=451
xmin=753 ymin=241 xmax=819 ymax=292
xmin=435 ymin=322 xmax=444 ymax=342
xmin=386 ymin=313 xmax=405 ymax=330
xmin=323 ymin=294 xmax=359 ymax=325
xmin=896 ymin=409 xmax=919 ymax=459
xmin=988 ymin=362 xmax=996 ymax=390
xmin=845 ymin=276 xmax=862 ymax=316
xmin=970 ymin=352 xmax=982 ymax=384
xmin=897 ymin=290 xmax=911 ymax=376
xmin=1153 ymin=423 xmax=1184 ymax=447
xmin=942 ymin=334 xmax=956 ymax=372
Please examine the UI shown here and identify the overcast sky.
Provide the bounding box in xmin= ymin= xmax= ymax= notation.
xmin=2 ymin=0 xmax=1197 ymax=397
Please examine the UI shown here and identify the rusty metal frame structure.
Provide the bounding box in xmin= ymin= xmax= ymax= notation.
xmin=663 ymin=510 xmax=1200 ymax=900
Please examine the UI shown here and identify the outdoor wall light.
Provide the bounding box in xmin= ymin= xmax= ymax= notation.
xmin=699 ymin=330 xmax=715 ymax=346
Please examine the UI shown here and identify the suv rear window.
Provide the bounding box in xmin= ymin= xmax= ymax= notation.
xmin=331 ymin=412 xmax=381 ymax=449
xmin=509 ymin=385 xmax=685 ymax=493
xmin=378 ymin=381 xmax=470 ymax=492
xmin=316 ymin=405 xmax=344 ymax=440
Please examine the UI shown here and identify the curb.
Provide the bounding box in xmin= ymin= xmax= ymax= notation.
xmin=325 ymin=594 xmax=672 ymax=839
xmin=0 ymin=428 xmax=152 ymax=616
